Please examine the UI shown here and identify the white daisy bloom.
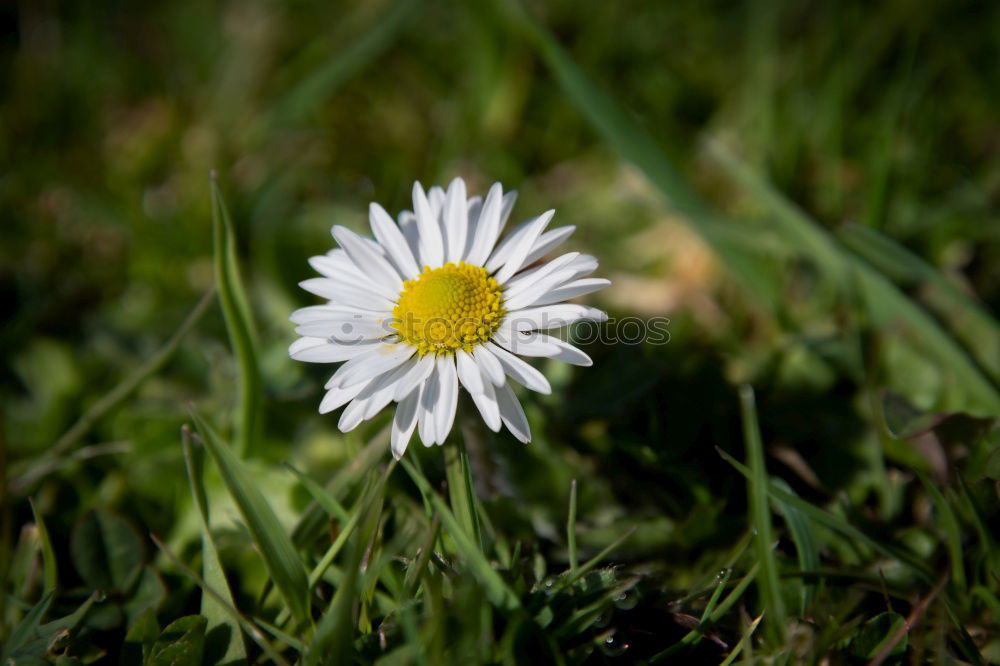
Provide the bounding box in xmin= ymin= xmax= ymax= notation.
xmin=290 ymin=178 xmax=610 ymax=459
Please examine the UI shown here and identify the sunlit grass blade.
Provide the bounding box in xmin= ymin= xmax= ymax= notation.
xmin=916 ymin=471 xmax=965 ymax=591
xmin=444 ymin=438 xmax=482 ymax=549
xmin=840 ymin=222 xmax=1000 ymax=381
xmin=28 ymin=499 xmax=57 ymax=595
xmin=304 ymin=470 xmax=387 ymax=666
xmin=400 ymin=458 xmax=522 ymax=612
xmin=718 ymin=447 xmax=935 ymax=582
xmin=567 ymin=479 xmax=578 ymax=573
xmin=211 ymin=174 xmax=261 ymax=455
xmin=719 ymin=612 xmax=764 ymax=666
xmin=191 ymin=410 xmax=310 ymax=627
xmin=707 ymin=142 xmax=1000 ymax=415
xmin=739 ymin=385 xmax=786 ymax=644
xmin=10 ymin=289 xmax=214 ymax=495
xmin=181 ymin=426 xmax=247 ymax=665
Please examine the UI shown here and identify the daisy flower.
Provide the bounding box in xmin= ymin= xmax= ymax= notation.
xmin=289 ymin=178 xmax=609 ymax=459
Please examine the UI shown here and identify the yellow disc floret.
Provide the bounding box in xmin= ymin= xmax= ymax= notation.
xmin=392 ymin=262 xmax=505 ymax=355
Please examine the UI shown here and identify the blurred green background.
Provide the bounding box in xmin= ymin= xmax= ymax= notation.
xmin=3 ymin=0 xmax=1000 ymax=663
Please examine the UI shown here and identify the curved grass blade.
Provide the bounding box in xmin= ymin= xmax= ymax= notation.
xmin=182 ymin=426 xmax=248 ymax=664
xmin=28 ymin=499 xmax=57 ymax=595
xmin=191 ymin=410 xmax=310 ymax=627
xmin=10 ymin=289 xmax=214 ymax=494
xmin=916 ymin=471 xmax=965 ymax=591
xmin=304 ymin=470 xmax=388 ymax=666
xmin=719 ymin=612 xmax=764 ymax=666
xmin=0 ymin=590 xmax=53 ymax=662
xmin=739 ymin=385 xmax=786 ymax=644
xmin=400 ymin=458 xmax=522 ymax=612
xmin=770 ymin=479 xmax=819 ymax=614
xmin=211 ymin=174 xmax=261 ymax=456
xmin=717 ymin=447 xmax=934 ymax=583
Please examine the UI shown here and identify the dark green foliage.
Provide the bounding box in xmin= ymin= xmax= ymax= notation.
xmin=4 ymin=0 xmax=1000 ymax=663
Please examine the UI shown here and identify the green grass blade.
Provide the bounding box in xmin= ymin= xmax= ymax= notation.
xmin=738 ymin=385 xmax=786 ymax=644
xmin=567 ymin=479 xmax=578 ymax=574
xmin=305 ymin=470 xmax=387 ymax=666
xmin=28 ymin=499 xmax=57 ymax=595
xmin=284 ymin=463 xmax=350 ymax=524
xmin=719 ymin=612 xmax=764 ymax=666
xmin=191 ymin=410 xmax=310 ymax=627
xmin=1 ymin=590 xmax=53 ymax=662
xmin=211 ymin=174 xmax=261 ymax=456
xmin=718 ymin=447 xmax=935 ymax=582
xmin=400 ymin=458 xmax=522 ymax=612
xmin=181 ymin=426 xmax=248 ymax=665
xmin=291 ymin=429 xmax=389 ymax=548
xmin=916 ymin=471 xmax=966 ymax=591
xmin=559 ymin=526 xmax=637 ymax=589
xmin=771 ymin=479 xmax=820 ymax=615
xmin=10 ymin=289 xmax=214 ymax=495
xmin=840 ymin=222 xmax=1000 ymax=381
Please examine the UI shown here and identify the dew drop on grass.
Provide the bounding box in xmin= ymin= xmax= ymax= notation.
xmin=599 ymin=632 xmax=630 ymax=657
xmin=614 ymin=589 xmax=638 ymax=610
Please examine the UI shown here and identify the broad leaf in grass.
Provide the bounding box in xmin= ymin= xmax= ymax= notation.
xmin=148 ymin=615 xmax=208 ymax=666
xmin=192 ymin=410 xmax=311 ymax=627
xmin=70 ymin=509 xmax=143 ymax=594
xmin=849 ymin=611 xmax=907 ymax=659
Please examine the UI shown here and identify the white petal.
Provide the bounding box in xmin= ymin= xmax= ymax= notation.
xmin=473 ymin=344 xmax=505 ymax=386
xmin=298 ymin=278 xmax=396 ymax=312
xmin=417 ymin=364 xmax=440 ymax=446
xmin=468 ymin=371 xmax=502 ymax=431
xmin=392 ymin=353 xmax=436 ymax=401
xmin=486 ymin=342 xmax=552 ymax=394
xmin=370 ymin=203 xmax=420 ymax=280
xmin=464 ymin=182 xmax=504 ymax=266
xmin=493 ymin=330 xmax=568 ymax=360
xmin=484 ymin=217 xmax=534 ymax=273
xmin=398 ymin=211 xmax=422 ymax=261
xmin=496 ymin=382 xmax=530 ymax=443
xmin=503 ymin=304 xmax=607 ymax=332
xmin=526 ymin=278 xmax=611 ymax=307
xmin=455 ymin=349 xmax=484 ymax=395
xmin=325 ymin=343 xmax=415 ymax=389
xmin=331 ymin=225 xmax=403 ymax=294
xmin=319 ymin=381 xmax=368 ymax=414
xmin=503 ymin=263 xmax=595 ymax=312
xmin=338 ymin=394 xmax=373 ymax=432
xmin=494 ymin=210 xmax=554 ymax=284
xmin=290 ymin=304 xmax=366 ymax=324
xmin=443 ymin=178 xmax=469 ymax=264
xmin=294 ymin=314 xmax=393 ymax=341
xmin=499 ymin=190 xmax=518 ymax=229
xmin=358 ymin=360 xmax=418 ymax=420
xmin=413 ymin=182 xmax=445 ymax=269
xmin=289 ymin=336 xmax=380 ymax=363
xmin=434 ymin=355 xmax=458 ymax=444
xmin=504 ymin=251 xmax=580 ymax=295
xmin=523 ymin=225 xmax=575 ymax=266
xmin=391 ymin=388 xmax=421 ymax=459
xmin=428 ymin=185 xmax=446 ymax=219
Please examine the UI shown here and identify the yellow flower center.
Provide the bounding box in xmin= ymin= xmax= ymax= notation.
xmin=392 ymin=262 xmax=505 ymax=355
